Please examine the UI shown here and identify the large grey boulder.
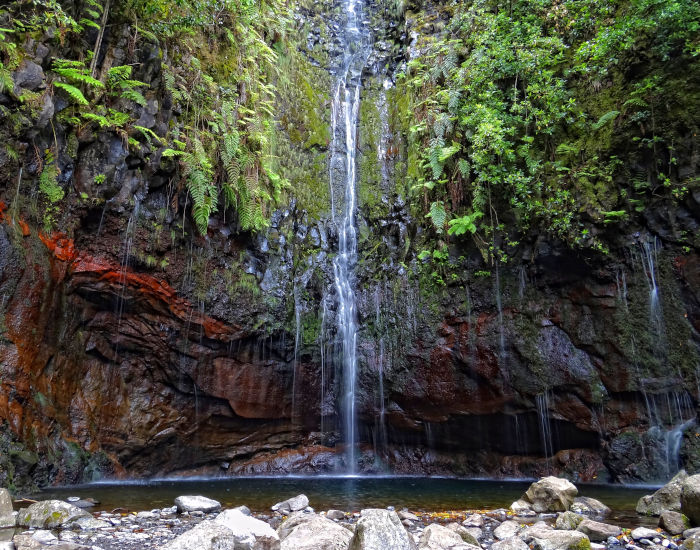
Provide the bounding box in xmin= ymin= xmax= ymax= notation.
xmin=272 ymin=495 xmax=309 ymax=515
xmin=659 ymin=510 xmax=689 ymax=535
xmin=637 ymin=470 xmax=687 ymax=516
xmin=682 ymin=474 xmax=700 ymax=526
xmin=0 ymin=489 xmax=14 ymax=528
xmin=494 ymin=521 xmax=521 ymax=540
xmin=445 ymin=523 xmax=481 ymax=546
xmin=12 ymin=60 xmax=44 ymax=92
xmin=215 ymin=509 xmax=280 ymax=550
xmin=175 ymin=495 xmax=222 ymax=514
xmin=570 ymin=498 xmax=610 ymax=518
xmin=576 ymin=519 xmax=621 ymax=542
xmin=556 ymin=512 xmax=584 ymax=531
xmin=349 ymin=509 xmax=417 ymax=550
xmin=278 ymin=512 xmax=352 ymax=550
xmin=512 ymin=477 xmax=578 ymax=513
xmin=18 ymin=500 xmax=90 ymax=528
xmin=526 ymin=529 xmax=590 ymax=550
xmin=419 ymin=524 xmax=479 ymax=549
xmin=630 ymin=527 xmax=660 ymax=541
xmin=491 ymin=538 xmax=529 ymax=550
xmin=159 ymin=520 xmax=236 ymax=550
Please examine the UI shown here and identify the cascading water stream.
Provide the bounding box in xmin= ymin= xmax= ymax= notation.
xmin=329 ymin=0 xmax=371 ymax=473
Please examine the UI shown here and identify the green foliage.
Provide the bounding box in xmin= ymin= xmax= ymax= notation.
xmin=53 ymin=82 xmax=88 ymax=105
xmin=426 ymin=201 xmax=447 ymax=232
xmin=399 ymin=0 xmax=700 ymax=256
xmin=39 ymin=150 xmax=64 ymax=204
xmin=107 ymin=65 xmax=148 ymax=107
xmin=448 ymin=211 xmax=484 ymax=236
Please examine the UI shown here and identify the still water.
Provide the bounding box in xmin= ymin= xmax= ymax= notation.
xmin=34 ymin=476 xmax=655 ymax=524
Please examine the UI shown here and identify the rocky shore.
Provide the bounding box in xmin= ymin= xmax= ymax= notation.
xmin=3 ymin=475 xmax=700 ymax=550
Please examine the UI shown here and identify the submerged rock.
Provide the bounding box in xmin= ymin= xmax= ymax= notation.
xmin=570 ymin=498 xmax=610 ymax=518
xmin=637 ymin=471 xmax=687 ymax=516
xmin=272 ymin=494 xmax=309 ymax=514
xmin=18 ymin=500 xmax=91 ymax=528
xmin=174 ymin=496 xmax=222 ymax=514
xmin=350 ymin=509 xmax=417 ymax=550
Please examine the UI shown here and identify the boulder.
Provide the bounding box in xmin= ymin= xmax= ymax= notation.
xmin=527 ymin=530 xmax=590 ymax=550
xmin=556 ymin=512 xmax=584 ymax=531
xmin=0 ymin=542 xmax=13 ymax=550
xmin=637 ymin=471 xmax=687 ymax=516
xmin=570 ymin=498 xmax=610 ymax=518
xmin=71 ymin=516 xmax=111 ymax=530
xmin=327 ymin=510 xmax=346 ymax=521
xmin=272 ymin=495 xmax=309 ymax=514
xmin=17 ymin=500 xmax=90 ymax=528
xmin=215 ymin=509 xmax=280 ymax=550
xmin=513 ymin=477 xmax=578 ymax=513
xmin=278 ymin=513 xmax=352 ymax=550
xmin=462 ymin=515 xmax=484 ymax=528
xmin=494 ymin=521 xmax=521 ymax=540
xmin=174 ymin=495 xmax=222 ymax=514
xmin=492 ymin=539 xmax=530 ymax=550
xmin=576 ymin=519 xmax=621 ymax=542
xmin=159 ymin=520 xmax=236 ymax=550
xmin=349 ymin=509 xmax=417 ymax=550
xmin=0 ymin=489 xmax=14 ymax=528
xmin=683 ymin=534 xmax=700 ymax=550
xmin=682 ymin=475 xmax=700 ymax=526
xmin=419 ymin=524 xmax=479 ymax=550
xmin=445 ymin=523 xmax=480 ymax=546
xmin=12 ymin=60 xmax=44 ymax=92
xmin=659 ymin=510 xmax=689 ymax=535
xmin=629 ymin=527 xmax=660 ymax=541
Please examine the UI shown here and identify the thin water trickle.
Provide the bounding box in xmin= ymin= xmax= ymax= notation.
xmin=494 ymin=265 xmax=506 ymax=371
xmin=292 ymin=285 xmax=301 ymax=425
xmin=378 ymin=337 xmax=387 ymax=455
xmin=536 ymin=391 xmax=554 ymax=468
xmin=639 ymin=238 xmax=664 ymax=336
xmin=319 ymin=297 xmax=328 ymax=437
xmin=329 ymin=0 xmax=371 ymax=473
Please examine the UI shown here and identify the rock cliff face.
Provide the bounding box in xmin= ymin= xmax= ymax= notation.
xmin=0 ymin=0 xmax=699 ymax=491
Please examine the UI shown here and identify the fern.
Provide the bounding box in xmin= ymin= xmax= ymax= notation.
xmin=180 ymin=138 xmax=217 ymax=235
xmin=0 ymin=62 xmax=14 ymax=94
xmin=81 ymin=111 xmax=111 ymax=127
xmin=52 ymin=66 xmax=104 ymax=89
xmin=592 ymin=110 xmax=620 ymax=131
xmin=427 ymin=201 xmax=447 ymax=232
xmin=133 ymin=125 xmax=162 ymax=145
xmin=120 ymin=88 xmax=147 ymax=106
xmin=54 ymin=82 xmax=88 ymax=105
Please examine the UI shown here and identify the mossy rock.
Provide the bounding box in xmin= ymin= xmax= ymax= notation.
xmin=18 ymin=500 xmax=90 ymax=528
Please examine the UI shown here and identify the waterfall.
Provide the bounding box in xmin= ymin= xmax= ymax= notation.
xmin=292 ymin=284 xmax=301 ymax=425
xmin=329 ymin=0 xmax=371 ymax=473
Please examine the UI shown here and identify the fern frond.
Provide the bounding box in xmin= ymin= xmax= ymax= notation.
xmin=54 ymin=82 xmax=89 ymax=105
xmin=592 ymin=110 xmax=619 ymax=131
xmin=120 ymin=88 xmax=147 ymax=106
